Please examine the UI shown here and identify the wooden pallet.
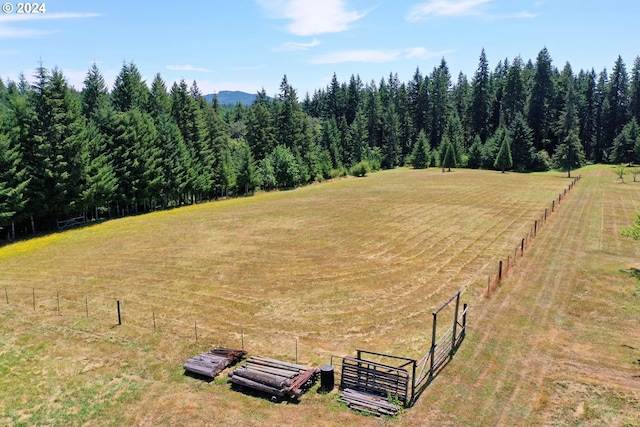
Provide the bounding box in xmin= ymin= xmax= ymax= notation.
xmin=339 ymin=388 xmax=400 ymax=416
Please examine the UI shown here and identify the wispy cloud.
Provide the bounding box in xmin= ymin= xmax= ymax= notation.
xmin=276 ymin=38 xmax=321 ymax=52
xmin=0 ymin=12 xmax=100 ymax=39
xmin=0 ymin=12 xmax=101 ymax=23
xmin=311 ymin=47 xmax=452 ymax=64
xmin=406 ymin=0 xmax=534 ymax=21
xmin=166 ymin=65 xmax=210 ymax=73
xmin=256 ymin=0 xmax=365 ymax=36
xmin=0 ymin=50 xmax=18 ymax=55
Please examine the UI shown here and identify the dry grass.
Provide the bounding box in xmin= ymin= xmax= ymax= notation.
xmin=0 ymin=166 xmax=639 ymax=426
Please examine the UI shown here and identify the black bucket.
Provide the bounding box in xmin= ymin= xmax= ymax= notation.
xmin=320 ymin=365 xmax=334 ymax=392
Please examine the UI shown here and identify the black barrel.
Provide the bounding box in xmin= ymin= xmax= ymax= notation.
xmin=320 ymin=365 xmax=334 ymax=392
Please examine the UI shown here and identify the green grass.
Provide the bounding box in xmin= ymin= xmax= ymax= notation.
xmin=0 ymin=166 xmax=639 ymax=426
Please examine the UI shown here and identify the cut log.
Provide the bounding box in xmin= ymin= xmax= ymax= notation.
xmin=232 ymin=368 xmax=292 ymax=389
xmin=230 ymin=375 xmax=285 ymax=397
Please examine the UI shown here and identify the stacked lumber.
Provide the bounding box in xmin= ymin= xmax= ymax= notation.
xmin=229 ymin=355 xmax=319 ymax=400
xmin=339 ymin=388 xmax=400 ymax=416
xmin=184 ymin=347 xmax=246 ymax=378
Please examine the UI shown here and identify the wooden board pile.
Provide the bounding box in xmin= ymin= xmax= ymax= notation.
xmin=183 ymin=347 xmax=246 ymax=378
xmin=229 ymin=355 xmax=319 ymax=401
xmin=339 ymin=388 xmax=400 ymax=416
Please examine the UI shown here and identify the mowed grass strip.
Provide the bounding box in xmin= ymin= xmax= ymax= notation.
xmin=0 ymin=167 xmax=600 ymax=426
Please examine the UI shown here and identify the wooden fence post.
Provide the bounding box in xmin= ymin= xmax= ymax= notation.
xmin=117 ymin=300 xmax=121 ymax=325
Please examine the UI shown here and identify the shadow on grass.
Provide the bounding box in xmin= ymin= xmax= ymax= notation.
xmin=229 ymin=383 xmax=302 ymax=405
xmin=620 ymin=267 xmax=640 ymax=281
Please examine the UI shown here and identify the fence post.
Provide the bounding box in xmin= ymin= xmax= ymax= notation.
xmin=451 ymin=292 xmax=460 ymax=357
xmin=498 ymin=260 xmax=503 ymax=282
xmin=534 ymin=220 xmax=538 ymax=236
xmin=117 ymin=300 xmax=121 ymax=325
xmin=521 ymin=238 xmax=525 ymax=256
xmin=430 ymin=311 xmax=437 ymax=377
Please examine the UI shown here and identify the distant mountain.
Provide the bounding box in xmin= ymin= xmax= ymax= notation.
xmin=203 ymin=91 xmax=267 ymax=106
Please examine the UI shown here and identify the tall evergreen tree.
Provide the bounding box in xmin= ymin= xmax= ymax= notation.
xmin=509 ymin=113 xmax=535 ymax=172
xmin=610 ymin=118 xmax=640 ymax=164
xmin=81 ymin=63 xmax=109 ymax=119
xmin=552 ymin=130 xmax=585 ymax=177
xmin=470 ymin=48 xmax=491 ymax=142
xmin=606 ymin=55 xmax=630 ymax=156
xmin=527 ymin=47 xmax=555 ymax=151
xmin=630 ymin=56 xmax=640 ymax=124
xmin=429 ymin=59 xmax=451 ymax=149
xmin=502 ymin=56 xmax=526 ymax=127
xmin=112 ymin=62 xmax=149 ymax=112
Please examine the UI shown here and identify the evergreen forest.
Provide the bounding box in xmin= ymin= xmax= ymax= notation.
xmin=2 ymin=47 xmax=640 ymax=238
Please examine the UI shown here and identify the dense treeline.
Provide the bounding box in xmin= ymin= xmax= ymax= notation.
xmin=1 ymin=47 xmax=640 ymax=238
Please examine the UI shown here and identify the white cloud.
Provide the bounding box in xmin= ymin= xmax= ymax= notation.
xmin=166 ymin=65 xmax=210 ymax=73
xmin=0 ymin=12 xmax=101 ymax=23
xmin=0 ymin=12 xmax=100 ymax=39
xmin=0 ymin=27 xmax=54 ymax=38
xmin=276 ymin=38 xmax=321 ymax=52
xmin=311 ymin=47 xmax=451 ymax=64
xmin=256 ymin=0 xmax=365 ymax=36
xmin=406 ymin=0 xmax=535 ymax=21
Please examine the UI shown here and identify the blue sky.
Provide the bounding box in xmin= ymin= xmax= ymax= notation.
xmin=1 ymin=0 xmax=639 ymax=98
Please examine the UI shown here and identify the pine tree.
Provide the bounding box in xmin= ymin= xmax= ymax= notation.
xmin=246 ymin=101 xmax=276 ymax=161
xmin=578 ymin=69 xmax=597 ymax=161
xmin=470 ymin=48 xmax=491 ymax=142
xmin=410 ymin=130 xmax=431 ymax=168
xmin=502 ymin=56 xmax=526 ymax=127
xmin=33 ymin=67 xmax=89 ymax=224
xmin=630 ymin=56 xmax=640 ymax=124
xmin=527 ymin=47 xmax=555 ymax=151
xmin=509 ymin=113 xmax=535 ymax=172
xmin=606 ymin=56 xmax=630 ymax=155
xmin=441 ymin=138 xmax=456 ymax=172
xmin=429 ymin=59 xmax=451 ymax=148
xmin=467 ymin=135 xmax=483 ymax=169
xmin=552 ymin=130 xmax=585 ymax=177
xmin=112 ymin=62 xmax=149 ymax=112
xmin=611 ymin=118 xmax=640 ymax=165
xmin=0 ymin=131 xmax=28 ymax=238
xmin=233 ymin=140 xmax=257 ymax=195
xmin=148 ymin=73 xmax=171 ymax=120
xmin=494 ymin=129 xmax=513 ymax=172
xmin=81 ymin=63 xmax=109 ymax=119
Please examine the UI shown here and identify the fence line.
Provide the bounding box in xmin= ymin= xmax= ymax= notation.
xmin=486 ymin=175 xmax=581 ymax=297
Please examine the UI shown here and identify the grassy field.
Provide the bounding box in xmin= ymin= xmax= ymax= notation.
xmin=0 ymin=166 xmax=638 ymax=426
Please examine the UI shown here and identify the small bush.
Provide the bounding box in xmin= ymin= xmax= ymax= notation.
xmin=350 ymin=161 xmax=371 ymax=177
xmin=330 ymin=167 xmax=348 ymax=178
